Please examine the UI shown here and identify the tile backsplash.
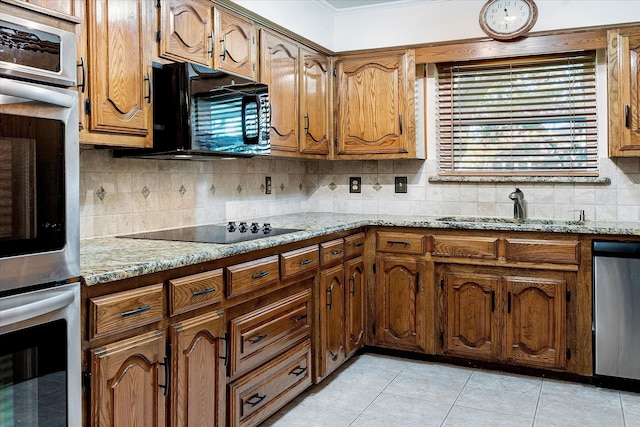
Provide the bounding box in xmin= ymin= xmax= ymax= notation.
xmin=80 ymin=148 xmax=640 ymax=239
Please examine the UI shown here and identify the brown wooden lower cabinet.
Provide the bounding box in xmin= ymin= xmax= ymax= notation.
xmin=345 ymin=256 xmax=365 ymax=357
xmin=169 ymin=310 xmax=226 ymax=427
xmin=228 ymin=340 xmax=312 ymax=427
xmin=442 ymin=265 xmax=568 ymax=370
xmin=374 ymin=254 xmax=427 ymax=352
xmin=90 ymin=329 xmax=167 ymax=427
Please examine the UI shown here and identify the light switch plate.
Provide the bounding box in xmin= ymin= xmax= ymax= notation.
xmin=395 ymin=176 xmax=408 ymax=193
xmin=349 ymin=177 xmax=361 ymax=193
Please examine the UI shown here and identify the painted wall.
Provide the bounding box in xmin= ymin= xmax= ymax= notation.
xmin=230 ymin=0 xmax=640 ymax=51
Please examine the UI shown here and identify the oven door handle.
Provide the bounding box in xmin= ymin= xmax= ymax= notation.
xmin=0 ymin=290 xmax=75 ymax=328
xmin=0 ymin=78 xmax=76 ymax=108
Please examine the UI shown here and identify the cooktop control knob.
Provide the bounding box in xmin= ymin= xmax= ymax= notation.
xmin=238 ymin=222 xmax=248 ymax=233
xmin=263 ymin=223 xmax=272 ymax=234
xmin=250 ymin=222 xmax=260 ymax=233
xmin=227 ymin=221 xmax=236 ymax=232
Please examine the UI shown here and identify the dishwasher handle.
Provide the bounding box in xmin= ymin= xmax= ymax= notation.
xmin=593 ymin=241 xmax=640 ymax=258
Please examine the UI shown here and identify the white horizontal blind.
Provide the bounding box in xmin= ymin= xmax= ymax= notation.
xmin=437 ymin=52 xmax=598 ymax=176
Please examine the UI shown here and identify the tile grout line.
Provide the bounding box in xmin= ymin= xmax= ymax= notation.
xmin=347 ymin=360 xmax=410 ymax=427
xmin=437 ymin=367 xmax=477 ymax=427
xmin=532 ymin=376 xmax=545 ymax=427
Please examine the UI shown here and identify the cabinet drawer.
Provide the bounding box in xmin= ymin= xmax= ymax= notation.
xmin=344 ymin=232 xmax=365 ymax=259
xmin=320 ymin=239 xmax=344 ymax=267
xmin=229 ymin=340 xmax=312 ymax=427
xmin=227 ymin=255 xmax=279 ymax=298
xmin=280 ymin=245 xmax=319 ymax=280
xmin=505 ymin=239 xmax=581 ymax=265
xmin=169 ymin=269 xmax=224 ymax=316
xmin=229 ymin=289 xmax=311 ymax=377
xmin=89 ymin=283 xmax=164 ymax=340
xmin=432 ymin=235 xmax=499 ymax=259
xmin=376 ymin=231 xmax=426 ymax=254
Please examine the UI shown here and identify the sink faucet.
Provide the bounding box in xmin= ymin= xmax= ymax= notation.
xmin=508 ymin=188 xmax=526 ymax=220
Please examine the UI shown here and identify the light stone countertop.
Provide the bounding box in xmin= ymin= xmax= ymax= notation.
xmin=80 ymin=212 xmax=640 ymax=286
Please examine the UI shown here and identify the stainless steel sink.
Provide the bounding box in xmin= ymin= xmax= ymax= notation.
xmin=435 ymin=216 xmax=584 ymax=226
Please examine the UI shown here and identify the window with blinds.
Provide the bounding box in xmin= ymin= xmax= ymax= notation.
xmin=436 ymin=51 xmax=598 ymax=176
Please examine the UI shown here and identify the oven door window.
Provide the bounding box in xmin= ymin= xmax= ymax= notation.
xmin=0 ymin=114 xmax=65 ymax=257
xmin=0 ymin=319 xmax=67 ymax=426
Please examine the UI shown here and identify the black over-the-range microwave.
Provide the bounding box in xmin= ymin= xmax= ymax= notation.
xmin=115 ymin=62 xmax=270 ymax=159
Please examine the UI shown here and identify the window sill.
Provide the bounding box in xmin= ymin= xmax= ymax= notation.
xmin=428 ymin=176 xmax=611 ymax=185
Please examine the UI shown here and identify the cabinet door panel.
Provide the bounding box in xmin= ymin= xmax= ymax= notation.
xmin=300 ymin=48 xmax=330 ymax=155
xmin=88 ymin=0 xmax=151 ymax=135
xmin=170 ymin=310 xmax=225 ymax=427
xmin=159 ymin=0 xmax=213 ymax=66
xmin=505 ymin=276 xmax=566 ymax=369
xmin=376 ymin=255 xmax=426 ymax=351
xmin=345 ymin=257 xmax=365 ymax=357
xmin=336 ymin=51 xmax=414 ymax=156
xmin=320 ymin=264 xmax=346 ymax=376
xmin=214 ymin=8 xmax=257 ymax=80
xmin=260 ymin=30 xmax=299 ymax=153
xmin=608 ymin=28 xmax=640 ymax=156
xmin=91 ymin=330 xmax=166 ymax=427
xmin=444 ymin=271 xmax=499 ymax=360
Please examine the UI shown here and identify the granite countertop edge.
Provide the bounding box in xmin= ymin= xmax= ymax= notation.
xmin=80 ymin=213 xmax=640 ymax=286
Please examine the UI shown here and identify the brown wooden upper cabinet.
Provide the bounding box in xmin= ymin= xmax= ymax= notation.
xmin=260 ymin=29 xmax=300 ymax=155
xmin=213 ymin=7 xmax=258 ymax=80
xmin=81 ymin=0 xmax=154 ymax=148
xmin=19 ymin=0 xmax=81 ymax=16
xmin=608 ymin=27 xmax=640 ymax=157
xmin=158 ymin=0 xmax=214 ymax=66
xmin=300 ymin=47 xmax=331 ymax=156
xmin=334 ymin=50 xmax=416 ymax=159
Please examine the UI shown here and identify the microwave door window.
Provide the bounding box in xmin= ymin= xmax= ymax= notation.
xmin=193 ymin=94 xmax=244 ymax=152
xmin=0 ymin=114 xmax=65 ymax=257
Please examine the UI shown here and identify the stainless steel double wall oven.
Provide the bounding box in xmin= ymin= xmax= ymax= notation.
xmin=0 ymin=3 xmax=80 ymax=426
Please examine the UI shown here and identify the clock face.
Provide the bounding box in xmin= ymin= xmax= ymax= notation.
xmin=480 ymin=0 xmax=538 ymax=40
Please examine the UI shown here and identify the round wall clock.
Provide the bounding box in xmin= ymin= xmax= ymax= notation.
xmin=479 ymin=0 xmax=538 ymax=41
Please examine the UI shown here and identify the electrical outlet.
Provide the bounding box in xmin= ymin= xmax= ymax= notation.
xmin=265 ymin=176 xmax=272 ymax=194
xmin=349 ymin=177 xmax=361 ymax=193
xmin=395 ymin=176 xmax=408 ymax=193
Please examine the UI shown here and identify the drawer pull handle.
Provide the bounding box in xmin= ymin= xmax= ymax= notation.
xmin=251 ymin=271 xmax=270 ymax=280
xmin=299 ymin=258 xmax=313 ymax=265
xmin=248 ymin=334 xmax=267 ymax=344
xmin=352 ymin=242 xmax=364 ymax=248
xmin=330 ymin=250 xmax=343 ymax=255
xmin=292 ymin=314 xmax=308 ymax=322
xmin=387 ymin=240 xmax=411 ymax=246
xmin=289 ymin=365 xmax=307 ymax=376
xmin=121 ymin=305 xmax=151 ymax=317
xmin=245 ymin=393 xmax=266 ymax=407
xmin=192 ymin=287 xmax=216 ymax=297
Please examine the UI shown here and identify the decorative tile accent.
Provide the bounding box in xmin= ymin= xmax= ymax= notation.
xmin=260 ymin=183 xmax=265 ymax=193
xmin=328 ymin=182 xmax=337 ymax=191
xmin=141 ymin=186 xmax=150 ymax=199
xmin=237 ymin=184 xmax=243 ymax=193
xmin=280 ymin=183 xmax=285 ymax=191
xmin=96 ymin=186 xmax=106 ymax=201
xmin=210 ymin=185 xmax=216 ymax=196
xmin=373 ymin=183 xmax=382 ymax=191
xmin=179 ymin=185 xmax=187 ymax=196
xmin=299 ymin=182 xmax=303 ymax=190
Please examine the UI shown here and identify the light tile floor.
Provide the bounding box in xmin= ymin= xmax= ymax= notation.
xmin=262 ymin=353 xmax=640 ymax=427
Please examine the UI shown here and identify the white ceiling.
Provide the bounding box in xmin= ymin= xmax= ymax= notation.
xmin=318 ymin=0 xmax=416 ymax=11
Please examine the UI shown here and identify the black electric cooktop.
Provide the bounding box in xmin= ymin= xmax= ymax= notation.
xmin=119 ymin=222 xmax=302 ymax=244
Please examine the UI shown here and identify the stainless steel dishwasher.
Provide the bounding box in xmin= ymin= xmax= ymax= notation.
xmin=593 ymin=240 xmax=640 ymax=386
